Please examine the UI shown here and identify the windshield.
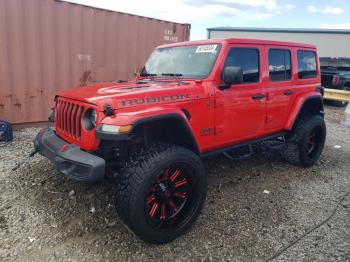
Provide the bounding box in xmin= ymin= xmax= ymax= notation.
xmin=320 ymin=57 xmax=350 ymax=71
xmin=141 ymin=44 xmax=221 ymax=78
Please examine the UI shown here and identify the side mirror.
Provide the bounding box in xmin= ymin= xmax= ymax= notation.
xmin=220 ymin=66 xmax=243 ymax=89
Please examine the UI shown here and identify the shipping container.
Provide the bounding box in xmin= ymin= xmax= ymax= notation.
xmin=0 ymin=0 xmax=190 ymax=124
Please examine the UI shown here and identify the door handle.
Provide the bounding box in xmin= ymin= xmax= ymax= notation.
xmin=283 ymin=90 xmax=294 ymax=96
xmin=251 ymin=94 xmax=266 ymax=100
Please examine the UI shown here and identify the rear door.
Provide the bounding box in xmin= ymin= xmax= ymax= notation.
xmin=265 ymin=47 xmax=295 ymax=132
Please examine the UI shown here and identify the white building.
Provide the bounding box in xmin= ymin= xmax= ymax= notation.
xmin=207 ymin=27 xmax=350 ymax=57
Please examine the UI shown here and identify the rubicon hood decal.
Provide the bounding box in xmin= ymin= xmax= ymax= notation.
xmin=121 ymin=94 xmax=190 ymax=107
xmin=57 ymin=81 xmax=204 ymax=110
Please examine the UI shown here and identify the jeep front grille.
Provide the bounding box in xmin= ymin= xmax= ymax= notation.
xmin=55 ymin=97 xmax=85 ymax=140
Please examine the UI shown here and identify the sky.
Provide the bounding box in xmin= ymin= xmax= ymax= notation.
xmin=63 ymin=0 xmax=350 ymax=40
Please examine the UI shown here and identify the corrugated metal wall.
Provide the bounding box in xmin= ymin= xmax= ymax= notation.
xmin=0 ymin=0 xmax=190 ymax=124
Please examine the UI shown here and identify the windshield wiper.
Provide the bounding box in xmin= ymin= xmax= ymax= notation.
xmin=161 ymin=73 xmax=184 ymax=85
xmin=140 ymin=73 xmax=157 ymax=79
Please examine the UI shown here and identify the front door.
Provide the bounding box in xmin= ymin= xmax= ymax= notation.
xmin=214 ymin=45 xmax=267 ymax=147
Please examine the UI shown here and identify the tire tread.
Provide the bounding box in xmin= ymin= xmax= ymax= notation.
xmin=115 ymin=143 xmax=206 ymax=243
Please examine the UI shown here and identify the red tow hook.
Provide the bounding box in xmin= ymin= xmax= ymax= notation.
xmin=59 ymin=144 xmax=70 ymax=153
xmin=38 ymin=128 xmax=47 ymax=136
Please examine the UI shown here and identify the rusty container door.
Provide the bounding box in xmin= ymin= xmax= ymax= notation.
xmin=0 ymin=0 xmax=190 ymax=124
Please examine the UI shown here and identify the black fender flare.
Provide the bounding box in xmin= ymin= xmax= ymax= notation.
xmin=285 ymin=94 xmax=324 ymax=130
xmin=96 ymin=113 xmax=200 ymax=155
xmin=132 ymin=113 xmax=200 ymax=155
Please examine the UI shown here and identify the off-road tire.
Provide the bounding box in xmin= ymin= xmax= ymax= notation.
xmin=283 ymin=115 xmax=326 ymax=167
xmin=115 ymin=143 xmax=207 ymax=244
xmin=332 ymin=100 xmax=348 ymax=107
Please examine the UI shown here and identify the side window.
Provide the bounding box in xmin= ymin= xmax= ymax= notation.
xmin=297 ymin=50 xmax=317 ymax=79
xmin=268 ymin=49 xmax=292 ymax=81
xmin=223 ymin=48 xmax=260 ymax=83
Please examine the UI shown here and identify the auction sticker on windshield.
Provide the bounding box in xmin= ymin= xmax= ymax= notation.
xmin=196 ymin=45 xmax=218 ymax=53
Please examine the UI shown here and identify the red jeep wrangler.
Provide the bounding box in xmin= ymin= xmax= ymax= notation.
xmin=34 ymin=38 xmax=326 ymax=244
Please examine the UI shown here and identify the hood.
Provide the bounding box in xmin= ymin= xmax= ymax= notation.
xmin=57 ymin=80 xmax=203 ymax=111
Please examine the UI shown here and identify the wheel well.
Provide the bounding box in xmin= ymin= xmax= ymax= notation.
xmin=296 ymin=97 xmax=324 ymax=123
xmin=130 ymin=117 xmax=199 ymax=154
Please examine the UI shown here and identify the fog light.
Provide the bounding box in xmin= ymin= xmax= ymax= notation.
xmin=38 ymin=128 xmax=46 ymax=136
xmin=59 ymin=144 xmax=70 ymax=152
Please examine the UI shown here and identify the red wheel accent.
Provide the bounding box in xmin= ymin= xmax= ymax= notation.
xmin=145 ymin=165 xmax=191 ymax=225
xmin=173 ymin=192 xmax=187 ymax=199
xmin=162 ymin=169 xmax=169 ymax=181
xmin=170 ymin=169 xmax=181 ymax=182
xmin=306 ymin=129 xmax=317 ymax=155
xmin=160 ymin=204 xmax=167 ymax=220
xmin=174 ymin=178 xmax=187 ymax=188
xmin=169 ymin=200 xmax=178 ymax=213
xmin=149 ymin=203 xmax=159 ymax=218
xmin=146 ymin=194 xmax=155 ymax=205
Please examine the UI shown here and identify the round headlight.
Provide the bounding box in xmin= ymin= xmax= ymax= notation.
xmin=83 ymin=108 xmax=98 ymax=131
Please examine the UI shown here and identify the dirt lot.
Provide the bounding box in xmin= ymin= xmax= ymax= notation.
xmin=0 ymin=106 xmax=349 ymax=262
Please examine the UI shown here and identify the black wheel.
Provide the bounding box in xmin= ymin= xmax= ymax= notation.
xmin=115 ymin=143 xmax=207 ymax=244
xmin=283 ymin=115 xmax=326 ymax=167
xmin=332 ymin=100 xmax=348 ymax=107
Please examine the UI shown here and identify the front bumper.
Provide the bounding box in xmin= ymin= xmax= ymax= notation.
xmin=33 ymin=128 xmax=105 ymax=183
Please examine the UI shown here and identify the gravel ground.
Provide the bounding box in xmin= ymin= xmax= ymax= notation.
xmin=0 ymin=106 xmax=349 ymax=262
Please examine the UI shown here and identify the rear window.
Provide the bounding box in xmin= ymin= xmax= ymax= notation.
xmin=268 ymin=49 xmax=292 ymax=81
xmin=297 ymin=51 xmax=317 ymax=79
xmin=223 ymin=48 xmax=260 ymax=83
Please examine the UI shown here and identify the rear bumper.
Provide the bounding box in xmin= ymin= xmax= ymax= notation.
xmin=33 ymin=128 xmax=105 ymax=183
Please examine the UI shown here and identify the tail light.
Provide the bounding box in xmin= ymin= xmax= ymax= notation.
xmin=332 ymin=75 xmax=340 ymax=86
